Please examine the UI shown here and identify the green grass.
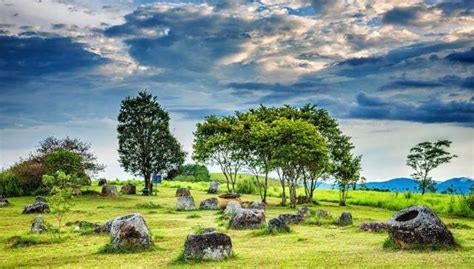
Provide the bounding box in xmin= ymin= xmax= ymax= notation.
xmin=210 ymin=173 xmax=473 ymax=218
xmin=1 ymin=181 xmax=473 ymax=268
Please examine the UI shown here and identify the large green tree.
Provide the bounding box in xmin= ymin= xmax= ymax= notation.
xmin=407 ymin=140 xmax=457 ymax=195
xmin=117 ymin=91 xmax=185 ymax=193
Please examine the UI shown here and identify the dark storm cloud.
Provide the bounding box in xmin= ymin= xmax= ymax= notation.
xmin=446 ymin=47 xmax=474 ymax=64
xmin=103 ymin=5 xmax=297 ymax=74
xmin=335 ymin=41 xmax=470 ymax=78
xmin=0 ymin=35 xmax=107 ymax=84
xmin=382 ymin=1 xmax=474 ymax=26
xmin=382 ymin=5 xmax=423 ymax=26
xmin=350 ymin=92 xmax=474 ymax=124
xmin=226 ymin=80 xmax=327 ymax=103
xmin=379 ymin=80 xmax=443 ymax=91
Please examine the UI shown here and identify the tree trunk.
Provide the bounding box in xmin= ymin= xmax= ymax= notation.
xmin=280 ymin=179 xmax=286 ymax=206
xmin=289 ymin=183 xmax=297 ymax=208
xmin=144 ymin=173 xmax=151 ymax=194
xmin=262 ymin=172 xmax=268 ymax=203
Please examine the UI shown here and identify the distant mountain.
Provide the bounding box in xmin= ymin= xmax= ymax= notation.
xmin=364 ymin=177 xmax=473 ymax=194
xmin=436 ymin=177 xmax=474 ymax=194
xmin=365 ymin=178 xmax=418 ymax=192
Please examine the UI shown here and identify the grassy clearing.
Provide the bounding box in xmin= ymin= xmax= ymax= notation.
xmin=0 ymin=182 xmax=473 ymax=268
xmin=208 ymin=173 xmax=474 ymax=217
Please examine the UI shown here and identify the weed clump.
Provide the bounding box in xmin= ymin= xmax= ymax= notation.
xmin=136 ymin=201 xmax=161 ymax=209
xmin=98 ymin=243 xmax=156 ymax=254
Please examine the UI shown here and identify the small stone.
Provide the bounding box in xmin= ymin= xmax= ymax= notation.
xmin=23 ymin=202 xmax=50 ymax=214
xmin=360 ymin=221 xmax=388 ymax=232
xmin=98 ymin=178 xmax=107 ymax=186
xmin=101 ymin=185 xmax=119 ymax=197
xmin=35 ymin=196 xmax=47 ymax=203
xmin=297 ymin=195 xmax=309 ymax=204
xmin=229 ymin=209 xmax=265 ymax=229
xmin=31 ymin=215 xmax=48 ymax=234
xmin=337 ymin=212 xmax=353 ymax=226
xmin=241 ymin=201 xmax=266 ymax=210
xmin=184 ymin=229 xmax=232 ymax=260
xmin=95 ymin=219 xmax=114 ymax=234
xmin=224 ymin=201 xmax=242 ymax=218
xmin=386 ymin=205 xmax=455 ymax=249
xmin=121 ymin=184 xmax=136 ymax=195
xmin=315 ymin=209 xmax=331 ymax=218
xmin=199 ymin=198 xmax=219 ymax=210
xmin=72 ymin=188 xmax=82 ymax=196
xmin=175 ymin=188 xmax=191 ymax=197
xmin=0 ymin=198 xmax=9 ymax=207
xmin=176 ymin=196 xmax=196 ymax=211
xmin=277 ymin=214 xmax=304 ymax=225
xmin=297 ymin=206 xmax=311 ymax=218
xmin=110 ymin=213 xmax=152 ymax=249
xmin=71 ymin=220 xmax=101 ymax=232
xmin=268 ymin=217 xmax=290 ymax=233
xmin=218 ymin=193 xmax=241 ymax=210
xmin=208 ymin=181 xmax=220 ymax=194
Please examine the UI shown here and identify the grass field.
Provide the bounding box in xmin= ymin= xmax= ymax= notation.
xmin=1 ymin=181 xmax=473 ymax=268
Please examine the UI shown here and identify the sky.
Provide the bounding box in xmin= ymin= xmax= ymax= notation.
xmin=0 ymin=0 xmax=473 ymax=181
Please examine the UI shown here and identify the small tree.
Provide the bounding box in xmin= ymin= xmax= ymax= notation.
xmin=271 ymin=118 xmax=328 ymax=208
xmin=237 ymin=109 xmax=275 ymax=203
xmin=407 ymin=140 xmax=457 ymax=195
xmin=42 ymin=171 xmax=80 ymax=237
xmin=178 ymin=164 xmax=210 ymax=181
xmin=332 ymin=135 xmax=362 ymax=206
xmin=193 ymin=115 xmax=245 ymax=193
xmin=44 ymin=149 xmax=90 ymax=186
xmin=34 ymin=136 xmax=105 ymax=175
xmin=117 ymin=91 xmax=186 ymax=194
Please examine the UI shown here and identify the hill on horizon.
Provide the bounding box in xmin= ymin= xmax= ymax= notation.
xmin=364 ymin=177 xmax=473 ymax=194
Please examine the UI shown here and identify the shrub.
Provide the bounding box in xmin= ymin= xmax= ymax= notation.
xmin=173 ymin=164 xmax=211 ymax=182
xmin=98 ymin=244 xmax=155 ymax=254
xmin=10 ymin=159 xmax=46 ymax=195
xmin=6 ymin=235 xmax=40 ymax=248
xmin=0 ymin=170 xmax=22 ymax=197
xmin=236 ymin=177 xmax=257 ymax=194
xmin=136 ymin=202 xmax=161 ymax=209
xmin=187 ymin=213 xmax=201 ymax=219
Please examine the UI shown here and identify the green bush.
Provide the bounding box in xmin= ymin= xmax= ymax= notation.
xmin=0 ymin=171 xmax=22 ymax=197
xmin=236 ymin=177 xmax=257 ymax=194
xmin=173 ymin=164 xmax=210 ymax=182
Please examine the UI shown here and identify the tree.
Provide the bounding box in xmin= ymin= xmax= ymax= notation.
xmin=271 ymin=118 xmax=328 ymax=208
xmin=117 ymin=91 xmax=186 ymax=194
xmin=407 ymin=140 xmax=457 ymax=195
xmin=10 ymin=158 xmax=46 ymax=195
xmin=331 ymin=135 xmax=362 ymax=206
xmin=42 ymin=171 xmax=81 ymax=237
xmin=34 ymin=136 xmax=105 ymax=175
xmin=44 ymin=149 xmax=91 ymax=187
xmin=193 ymin=115 xmax=245 ymax=193
xmin=237 ymin=108 xmax=276 ymax=203
xmin=177 ymin=164 xmax=210 ymax=181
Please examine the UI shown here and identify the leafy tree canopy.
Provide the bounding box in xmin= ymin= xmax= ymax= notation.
xmin=117 ymin=91 xmax=186 ymax=192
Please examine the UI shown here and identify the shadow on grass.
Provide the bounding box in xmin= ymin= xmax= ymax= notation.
xmin=97 ymin=244 xmax=160 ymax=254
xmin=171 ymin=250 xmax=238 ymax=265
xmin=5 ymin=233 xmax=70 ymax=249
xmin=382 ymin=237 xmax=462 ymax=252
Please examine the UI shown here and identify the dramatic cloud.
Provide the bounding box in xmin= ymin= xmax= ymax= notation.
xmin=1 ymin=0 xmax=473 ymax=179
